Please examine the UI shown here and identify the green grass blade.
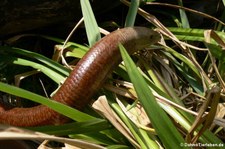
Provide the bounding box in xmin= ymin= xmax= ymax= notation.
xmin=14 ymin=57 xmax=65 ymax=84
xmin=168 ymin=27 xmax=225 ymax=42
xmin=177 ymin=0 xmax=190 ymax=28
xmin=70 ymin=131 xmax=121 ymax=146
xmin=81 ymin=0 xmax=101 ymax=46
xmin=222 ymin=0 xmax=225 ymax=6
xmin=0 ymin=82 xmax=95 ymax=122
xmin=0 ymin=55 xmax=65 ymax=84
xmin=64 ymin=44 xmax=88 ymax=58
xmin=40 ymin=35 xmax=90 ymax=51
xmin=119 ymin=44 xmax=188 ymax=149
xmin=0 ymin=46 xmax=69 ymax=77
xmin=163 ymin=46 xmax=201 ymax=78
xmin=110 ymin=102 xmax=156 ymax=149
xmin=161 ymin=50 xmax=203 ymax=94
xmin=107 ymin=145 xmax=130 ymax=149
xmin=205 ymin=43 xmax=225 ymax=63
xmin=29 ymin=119 xmax=110 ymax=136
xmin=125 ymin=0 xmax=140 ymax=27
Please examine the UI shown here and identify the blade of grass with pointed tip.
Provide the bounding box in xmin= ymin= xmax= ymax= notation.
xmin=119 ymin=44 xmax=188 ymax=149
xmin=81 ymin=0 xmax=101 ymax=46
xmin=177 ymin=0 xmax=190 ymax=28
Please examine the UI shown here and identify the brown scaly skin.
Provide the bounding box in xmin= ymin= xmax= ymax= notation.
xmin=0 ymin=27 xmax=160 ymax=126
